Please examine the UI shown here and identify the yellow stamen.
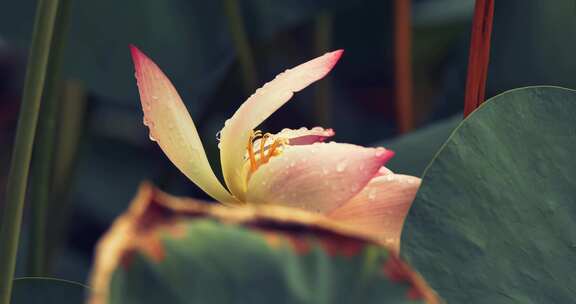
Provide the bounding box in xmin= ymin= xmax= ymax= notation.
xmin=246 ymin=130 xmax=286 ymax=173
xmin=259 ymin=133 xmax=272 ymax=162
xmin=247 ymin=130 xmax=262 ymax=171
xmin=264 ymin=140 xmax=281 ymax=162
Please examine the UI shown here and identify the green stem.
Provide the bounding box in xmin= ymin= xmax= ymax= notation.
xmin=223 ymin=0 xmax=258 ymax=94
xmin=0 ymin=0 xmax=62 ymax=302
xmin=313 ymin=12 xmax=333 ymax=126
xmin=46 ymin=80 xmax=87 ymax=271
xmin=28 ymin=0 xmax=73 ymax=276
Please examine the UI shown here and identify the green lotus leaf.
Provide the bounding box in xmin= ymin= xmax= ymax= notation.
xmin=402 ymin=86 xmax=576 ymax=303
xmin=88 ymin=183 xmax=439 ymax=304
xmin=11 ymin=277 xmax=87 ymax=304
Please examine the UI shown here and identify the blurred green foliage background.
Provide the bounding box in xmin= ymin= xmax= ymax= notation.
xmin=1 ymin=0 xmax=574 ymax=284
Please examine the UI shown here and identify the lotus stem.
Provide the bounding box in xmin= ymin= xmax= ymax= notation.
xmin=45 ymin=80 xmax=87 ymax=270
xmin=28 ymin=0 xmax=73 ymax=276
xmin=463 ymin=0 xmax=495 ymax=118
xmin=224 ymin=0 xmax=258 ymax=94
xmin=314 ymin=12 xmax=334 ymax=126
xmin=394 ymin=0 xmax=414 ymax=133
xmin=0 ymin=0 xmax=62 ymax=302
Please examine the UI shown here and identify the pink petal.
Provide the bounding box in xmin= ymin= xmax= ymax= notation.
xmin=376 ymin=166 xmax=394 ymax=177
xmin=250 ymin=127 xmax=334 ymax=156
xmin=277 ymin=126 xmax=335 ymax=145
xmin=219 ymin=50 xmax=344 ymax=201
xmin=130 ymin=45 xmax=237 ymax=204
xmin=326 ymin=173 xmax=421 ymax=251
xmin=245 ymin=142 xmax=394 ymax=213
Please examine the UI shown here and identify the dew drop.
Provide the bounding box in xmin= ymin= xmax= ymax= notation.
xmin=336 ymin=161 xmax=347 ymax=172
xmin=148 ymin=133 xmax=157 ymax=142
xmin=375 ymin=148 xmax=386 ymax=157
xmin=368 ymin=190 xmax=377 ymax=201
xmin=216 ymin=130 xmax=222 ymax=141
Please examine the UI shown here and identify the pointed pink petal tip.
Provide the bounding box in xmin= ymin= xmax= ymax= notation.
xmin=378 ymin=148 xmax=395 ymax=165
xmin=129 ymin=44 xmax=148 ymax=70
xmin=325 ymin=49 xmax=344 ymax=69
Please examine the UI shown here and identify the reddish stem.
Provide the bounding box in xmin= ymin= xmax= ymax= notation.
xmin=464 ymin=0 xmax=495 ymax=118
xmin=394 ymin=0 xmax=414 ymax=133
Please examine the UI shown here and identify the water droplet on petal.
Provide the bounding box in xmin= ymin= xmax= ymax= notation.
xmin=215 ymin=131 xmax=222 ymax=141
xmin=368 ymin=190 xmax=377 ymax=201
xmin=149 ymin=133 xmax=157 ymax=142
xmin=336 ymin=161 xmax=347 ymax=172
xmin=375 ymin=148 xmax=387 ymax=157
xmin=142 ymin=116 xmax=154 ymax=127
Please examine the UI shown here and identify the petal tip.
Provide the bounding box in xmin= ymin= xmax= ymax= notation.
xmin=129 ymin=45 xmax=150 ymax=71
xmin=129 ymin=44 xmax=141 ymax=60
xmin=326 ymin=49 xmax=344 ymax=68
xmin=326 ymin=128 xmax=335 ymax=137
xmin=376 ymin=148 xmax=395 ymax=164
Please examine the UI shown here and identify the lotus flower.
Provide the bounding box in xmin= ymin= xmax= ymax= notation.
xmin=130 ymin=45 xmax=420 ymax=249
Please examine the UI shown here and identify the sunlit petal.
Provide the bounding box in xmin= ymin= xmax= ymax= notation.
xmin=327 ymin=173 xmax=421 ymax=251
xmin=219 ymin=50 xmax=344 ymax=201
xmin=245 ymin=142 xmax=394 ymax=213
xmin=130 ymin=45 xmax=238 ymax=204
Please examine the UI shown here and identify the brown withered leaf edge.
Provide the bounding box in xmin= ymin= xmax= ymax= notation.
xmin=87 ymin=182 xmax=440 ymax=304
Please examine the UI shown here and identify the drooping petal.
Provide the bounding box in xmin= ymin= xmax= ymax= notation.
xmin=274 ymin=126 xmax=335 ymax=146
xmin=219 ymin=50 xmax=344 ymax=201
xmin=250 ymin=127 xmax=334 ymax=156
xmin=130 ymin=45 xmax=238 ymax=204
xmin=327 ymin=173 xmax=421 ymax=251
xmin=245 ymin=142 xmax=394 ymax=213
